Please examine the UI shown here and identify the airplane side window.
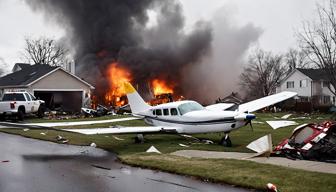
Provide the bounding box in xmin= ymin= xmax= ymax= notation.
xmin=152 ymin=110 xmax=156 ymax=115
xmin=170 ymin=108 xmax=178 ymax=116
xmin=163 ymin=109 xmax=169 ymax=116
xmin=155 ymin=109 xmax=162 ymax=116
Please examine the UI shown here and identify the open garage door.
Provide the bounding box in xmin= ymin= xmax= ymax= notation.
xmin=34 ymin=91 xmax=83 ymax=112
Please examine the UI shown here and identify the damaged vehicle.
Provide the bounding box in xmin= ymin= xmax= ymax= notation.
xmin=273 ymin=121 xmax=336 ymax=163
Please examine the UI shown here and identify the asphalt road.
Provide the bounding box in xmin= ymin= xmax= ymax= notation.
xmin=0 ymin=133 xmax=250 ymax=192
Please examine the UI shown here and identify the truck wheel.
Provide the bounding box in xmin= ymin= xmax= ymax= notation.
xmin=17 ymin=109 xmax=24 ymax=121
xmin=0 ymin=115 xmax=5 ymax=121
xmin=37 ymin=105 xmax=45 ymax=118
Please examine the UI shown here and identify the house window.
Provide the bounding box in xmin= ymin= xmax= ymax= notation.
xmin=300 ymin=80 xmax=307 ymax=88
xmin=323 ymin=81 xmax=330 ymax=88
xmin=287 ymin=81 xmax=294 ymax=88
xmin=323 ymin=96 xmax=330 ymax=104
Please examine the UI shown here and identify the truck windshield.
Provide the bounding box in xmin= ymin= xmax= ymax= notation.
xmin=178 ymin=102 xmax=204 ymax=115
xmin=2 ymin=93 xmax=25 ymax=101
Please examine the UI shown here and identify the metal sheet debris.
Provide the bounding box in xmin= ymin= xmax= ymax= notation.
xmin=146 ymin=146 xmax=161 ymax=154
xmin=246 ymin=134 xmax=272 ymax=154
xmin=266 ymin=121 xmax=298 ymax=129
xmin=281 ymin=114 xmax=292 ymax=119
xmin=113 ymin=136 xmax=124 ymax=141
xmin=179 ymin=144 xmax=189 ymax=147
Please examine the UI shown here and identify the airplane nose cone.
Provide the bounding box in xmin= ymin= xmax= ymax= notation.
xmin=234 ymin=113 xmax=256 ymax=121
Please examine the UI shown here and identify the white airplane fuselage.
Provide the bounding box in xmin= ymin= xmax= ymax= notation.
xmin=136 ymin=100 xmax=250 ymax=134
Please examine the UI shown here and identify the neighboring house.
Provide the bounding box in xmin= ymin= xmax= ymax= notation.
xmin=0 ymin=63 xmax=94 ymax=112
xmin=276 ymin=68 xmax=335 ymax=109
xmin=216 ymin=92 xmax=243 ymax=105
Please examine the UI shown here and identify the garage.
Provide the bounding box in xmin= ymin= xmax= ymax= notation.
xmin=0 ymin=63 xmax=95 ymax=113
xmin=34 ymin=91 xmax=83 ymax=112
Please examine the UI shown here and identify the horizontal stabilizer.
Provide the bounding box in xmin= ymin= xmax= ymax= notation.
xmin=239 ymin=91 xmax=297 ymax=113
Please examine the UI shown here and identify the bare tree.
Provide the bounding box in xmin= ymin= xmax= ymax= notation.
xmin=240 ymin=49 xmax=287 ymax=100
xmin=22 ymin=36 xmax=68 ymax=66
xmin=298 ymin=0 xmax=336 ymax=95
xmin=0 ymin=57 xmax=8 ymax=76
xmin=285 ymin=48 xmax=310 ymax=72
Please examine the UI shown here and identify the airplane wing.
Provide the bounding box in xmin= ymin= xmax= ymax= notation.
xmin=238 ymin=91 xmax=297 ymax=113
xmin=205 ymin=103 xmax=236 ymax=111
xmin=62 ymin=126 xmax=180 ymax=135
xmin=26 ymin=117 xmax=140 ymax=127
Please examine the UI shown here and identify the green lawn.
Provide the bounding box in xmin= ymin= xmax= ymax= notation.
xmin=1 ymin=112 xmax=335 ymax=191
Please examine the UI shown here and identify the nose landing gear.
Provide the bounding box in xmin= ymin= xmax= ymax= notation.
xmin=220 ymin=133 xmax=232 ymax=147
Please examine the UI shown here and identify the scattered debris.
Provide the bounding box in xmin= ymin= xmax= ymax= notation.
xmin=91 ymin=164 xmax=111 ymax=170
xmin=202 ymin=139 xmax=214 ymax=144
xmin=120 ymin=167 xmax=131 ymax=175
xmin=1 ymin=160 xmax=10 ymax=163
xmin=23 ymin=128 xmax=29 ymax=132
xmin=80 ymin=150 xmax=89 ymax=154
xmin=146 ymin=146 xmax=161 ymax=154
xmin=90 ymin=143 xmax=97 ymax=148
xmin=246 ymin=134 xmax=272 ymax=155
xmin=253 ymin=121 xmax=265 ymax=124
xmin=82 ymin=104 xmax=115 ymax=117
xmin=113 ymin=136 xmax=124 ymax=141
xmin=273 ymin=121 xmax=336 ymax=162
xmin=266 ymin=120 xmax=298 ymax=129
xmin=180 ymin=134 xmax=200 ymax=141
xmin=266 ymin=183 xmax=278 ymax=192
xmin=281 ymin=114 xmax=292 ymax=119
xmin=146 ymin=178 xmax=199 ymax=191
xmin=291 ymin=116 xmax=310 ymax=120
xmin=40 ymin=132 xmax=46 ymax=135
xmin=56 ymin=135 xmax=69 ymax=144
xmin=179 ymin=143 xmax=189 ymax=147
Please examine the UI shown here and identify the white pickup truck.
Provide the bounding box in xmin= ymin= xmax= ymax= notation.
xmin=0 ymin=92 xmax=45 ymax=120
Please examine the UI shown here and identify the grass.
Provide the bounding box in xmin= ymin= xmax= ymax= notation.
xmin=1 ymin=112 xmax=336 ymax=191
xmin=121 ymin=154 xmax=336 ymax=192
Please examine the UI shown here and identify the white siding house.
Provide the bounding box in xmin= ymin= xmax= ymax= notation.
xmin=276 ymin=68 xmax=335 ymax=108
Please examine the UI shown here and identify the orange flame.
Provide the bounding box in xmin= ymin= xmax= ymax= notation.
xmin=151 ymin=79 xmax=174 ymax=96
xmin=105 ymin=63 xmax=131 ymax=106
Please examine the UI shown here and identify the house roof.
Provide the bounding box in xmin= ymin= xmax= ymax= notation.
xmin=0 ymin=64 xmax=58 ymax=87
xmin=13 ymin=63 xmax=31 ymax=71
xmin=0 ymin=64 xmax=95 ymax=89
xmin=297 ymin=68 xmax=327 ymax=81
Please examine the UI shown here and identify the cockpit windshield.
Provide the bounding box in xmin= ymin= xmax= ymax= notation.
xmin=178 ymin=102 xmax=204 ymax=115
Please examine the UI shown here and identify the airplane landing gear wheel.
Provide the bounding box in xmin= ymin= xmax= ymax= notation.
xmin=220 ymin=134 xmax=232 ymax=147
xmin=134 ymin=134 xmax=144 ymax=144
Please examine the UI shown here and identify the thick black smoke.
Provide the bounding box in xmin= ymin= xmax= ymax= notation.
xmin=24 ymin=0 xmax=212 ymax=100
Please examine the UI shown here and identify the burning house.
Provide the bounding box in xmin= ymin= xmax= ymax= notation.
xmin=23 ymin=0 xmax=213 ymax=107
xmin=23 ymin=0 xmax=262 ymax=105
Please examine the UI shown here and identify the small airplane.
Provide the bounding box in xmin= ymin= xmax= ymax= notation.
xmin=62 ymin=82 xmax=297 ymax=146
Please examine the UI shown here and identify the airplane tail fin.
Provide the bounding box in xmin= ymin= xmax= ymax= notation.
xmin=123 ymin=82 xmax=151 ymax=114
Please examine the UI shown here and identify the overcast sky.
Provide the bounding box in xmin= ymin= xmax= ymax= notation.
xmin=0 ymin=0 xmax=323 ymax=73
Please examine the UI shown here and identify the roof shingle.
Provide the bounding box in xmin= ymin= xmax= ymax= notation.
xmin=0 ymin=64 xmax=58 ymax=87
xmin=297 ymin=68 xmax=328 ymax=81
